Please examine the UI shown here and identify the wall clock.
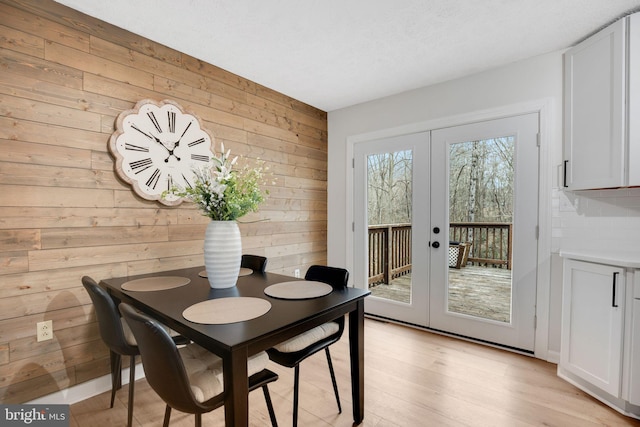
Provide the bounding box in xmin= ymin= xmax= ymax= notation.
xmin=109 ymin=99 xmax=213 ymax=205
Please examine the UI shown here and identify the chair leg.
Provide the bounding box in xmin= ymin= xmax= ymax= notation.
xmin=127 ymin=355 xmax=136 ymax=427
xmin=293 ymin=365 xmax=300 ymax=427
xmin=109 ymin=351 xmax=121 ymax=408
xmin=162 ymin=405 xmax=171 ymax=427
xmin=262 ymin=385 xmax=278 ymax=427
xmin=195 ymin=413 xmax=202 ymax=427
xmin=325 ymin=347 xmax=342 ymax=413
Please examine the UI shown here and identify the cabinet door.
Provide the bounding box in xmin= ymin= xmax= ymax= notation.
xmin=564 ymin=18 xmax=626 ymax=190
xmin=561 ymin=259 xmax=625 ymax=396
xmin=628 ymin=14 xmax=640 ymax=186
xmin=629 ymin=298 xmax=640 ymax=405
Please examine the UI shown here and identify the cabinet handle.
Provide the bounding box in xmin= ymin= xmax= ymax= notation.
xmin=563 ymin=160 xmax=569 ymax=188
xmin=612 ymin=272 xmax=619 ymax=308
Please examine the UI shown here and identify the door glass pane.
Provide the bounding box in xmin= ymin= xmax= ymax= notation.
xmin=366 ymin=150 xmax=413 ymax=304
xmin=447 ymin=138 xmax=514 ymax=323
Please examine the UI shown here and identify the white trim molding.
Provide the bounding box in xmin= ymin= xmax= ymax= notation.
xmin=27 ymin=363 xmax=145 ymax=406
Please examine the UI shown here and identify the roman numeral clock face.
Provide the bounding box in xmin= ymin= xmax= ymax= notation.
xmin=109 ymin=99 xmax=213 ymax=205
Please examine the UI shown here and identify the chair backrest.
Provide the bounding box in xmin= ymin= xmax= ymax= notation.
xmin=304 ymin=265 xmax=349 ymax=290
xmin=81 ymin=276 xmax=137 ymax=356
xmin=119 ymin=303 xmax=221 ymax=414
xmin=241 ymin=254 xmax=268 ymax=273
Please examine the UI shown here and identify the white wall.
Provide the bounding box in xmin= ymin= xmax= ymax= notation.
xmin=327 ymin=50 xmax=564 ymax=356
xmin=554 ymin=187 xmax=640 ymax=253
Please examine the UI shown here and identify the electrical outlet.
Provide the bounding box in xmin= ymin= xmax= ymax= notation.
xmin=294 ymin=268 xmax=301 ymax=278
xmin=37 ymin=320 xmax=53 ymax=342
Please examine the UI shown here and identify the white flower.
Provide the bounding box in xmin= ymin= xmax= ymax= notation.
xmin=162 ymin=142 xmax=270 ymax=221
xmin=208 ymin=180 xmax=226 ymax=198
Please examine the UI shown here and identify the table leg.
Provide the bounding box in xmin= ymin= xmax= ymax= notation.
xmin=349 ymin=299 xmax=365 ymax=424
xmin=224 ymin=347 xmax=249 ymax=427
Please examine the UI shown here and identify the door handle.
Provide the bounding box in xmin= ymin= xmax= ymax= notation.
xmin=432 ymin=241 xmax=440 ymax=248
xmin=563 ymin=160 xmax=569 ymax=188
xmin=612 ymin=272 xmax=619 ymax=308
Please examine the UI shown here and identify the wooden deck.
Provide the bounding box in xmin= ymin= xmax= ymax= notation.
xmin=369 ymin=265 xmax=512 ymax=322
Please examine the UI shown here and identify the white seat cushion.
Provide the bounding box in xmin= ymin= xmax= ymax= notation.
xmin=273 ymin=321 xmax=340 ymax=353
xmin=121 ymin=318 xmax=137 ymax=346
xmin=179 ymin=344 xmax=269 ymax=402
xmin=120 ymin=318 xmax=182 ymax=346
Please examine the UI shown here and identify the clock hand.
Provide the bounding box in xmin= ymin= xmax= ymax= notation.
xmin=151 ymin=133 xmax=184 ymax=163
xmin=150 ymin=134 xmax=172 ymax=153
xmin=130 ymin=124 xmax=170 ymax=153
xmin=166 ymin=121 xmax=191 ymax=153
xmin=164 ymin=146 xmax=181 ymax=162
xmin=164 ymin=152 xmax=181 ymax=162
xmin=160 ymin=120 xmax=196 ymax=162
xmin=163 ymin=133 xmax=184 ymax=163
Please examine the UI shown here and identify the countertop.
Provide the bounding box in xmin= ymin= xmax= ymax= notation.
xmin=559 ymin=249 xmax=640 ymax=268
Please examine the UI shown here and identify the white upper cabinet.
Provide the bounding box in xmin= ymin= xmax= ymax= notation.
xmin=628 ymin=14 xmax=640 ymax=186
xmin=564 ymin=14 xmax=640 ymax=190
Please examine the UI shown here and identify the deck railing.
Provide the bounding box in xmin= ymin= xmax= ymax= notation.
xmin=449 ymin=222 xmax=512 ymax=270
xmin=368 ymin=222 xmax=512 ymax=285
xmin=368 ymin=224 xmax=412 ymax=285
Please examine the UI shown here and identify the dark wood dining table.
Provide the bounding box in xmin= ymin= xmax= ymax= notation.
xmin=100 ymin=266 xmax=370 ymax=426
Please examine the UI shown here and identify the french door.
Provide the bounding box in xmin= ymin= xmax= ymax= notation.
xmin=353 ymin=113 xmax=539 ymax=351
xmin=353 ymin=132 xmax=431 ymax=326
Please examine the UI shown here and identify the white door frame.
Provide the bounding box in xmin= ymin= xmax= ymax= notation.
xmin=344 ymin=100 xmax=554 ymax=360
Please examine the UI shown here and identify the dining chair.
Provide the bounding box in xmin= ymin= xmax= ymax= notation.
xmin=241 ymin=254 xmax=268 ymax=273
xmin=81 ymin=276 xmax=141 ymax=427
xmin=119 ymin=303 xmax=279 ymax=427
xmin=82 ymin=276 xmax=189 ymax=427
xmin=266 ymin=265 xmax=349 ymax=427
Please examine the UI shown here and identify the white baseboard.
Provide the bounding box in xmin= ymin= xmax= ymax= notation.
xmin=27 ymin=363 xmax=145 ymax=405
xmin=546 ymin=349 xmax=560 ymax=364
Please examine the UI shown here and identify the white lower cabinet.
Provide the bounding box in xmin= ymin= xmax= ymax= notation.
xmin=630 ymin=298 xmax=640 ymax=405
xmin=559 ymin=256 xmax=640 ymax=418
xmin=560 ymin=259 xmax=624 ymax=395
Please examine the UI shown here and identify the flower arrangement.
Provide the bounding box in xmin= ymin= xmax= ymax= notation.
xmin=163 ymin=143 xmax=268 ymax=221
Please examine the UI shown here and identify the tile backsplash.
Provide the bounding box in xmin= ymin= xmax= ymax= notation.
xmin=552 ymin=187 xmax=640 ymax=253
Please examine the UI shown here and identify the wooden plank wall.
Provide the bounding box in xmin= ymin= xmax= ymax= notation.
xmin=0 ymin=0 xmax=328 ymax=403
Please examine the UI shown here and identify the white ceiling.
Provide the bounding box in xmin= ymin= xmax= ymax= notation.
xmin=55 ymin=0 xmax=640 ymax=112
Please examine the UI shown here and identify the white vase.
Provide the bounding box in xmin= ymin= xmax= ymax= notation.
xmin=203 ymin=221 xmax=242 ymax=289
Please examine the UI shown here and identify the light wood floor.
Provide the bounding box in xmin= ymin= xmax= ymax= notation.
xmin=70 ymin=319 xmax=640 ymax=426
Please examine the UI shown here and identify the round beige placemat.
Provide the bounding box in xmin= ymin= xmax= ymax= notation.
xmin=121 ymin=276 xmax=190 ymax=292
xmin=264 ymin=281 xmax=333 ymax=300
xmin=238 ymin=268 xmax=253 ymax=277
xmin=182 ymin=297 xmax=272 ymax=324
xmin=198 ymin=268 xmax=252 ymax=278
